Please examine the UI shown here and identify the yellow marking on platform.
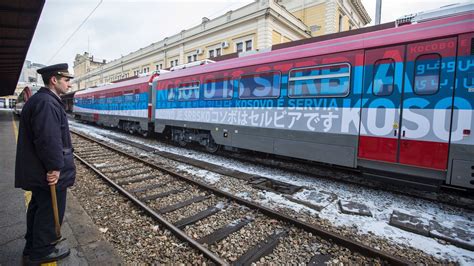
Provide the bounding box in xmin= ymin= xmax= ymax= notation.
xmin=41 ymin=262 xmax=57 ymax=266
xmin=11 ymin=113 xmax=18 ymax=141
xmin=12 ymin=113 xmax=33 ymax=208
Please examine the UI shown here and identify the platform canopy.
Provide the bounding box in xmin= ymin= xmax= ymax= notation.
xmin=0 ymin=1 xmax=45 ymax=96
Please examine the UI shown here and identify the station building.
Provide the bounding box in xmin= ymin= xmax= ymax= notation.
xmin=72 ymin=0 xmax=371 ymax=90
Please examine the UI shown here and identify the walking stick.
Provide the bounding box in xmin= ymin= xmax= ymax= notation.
xmin=49 ymin=184 xmax=62 ymax=240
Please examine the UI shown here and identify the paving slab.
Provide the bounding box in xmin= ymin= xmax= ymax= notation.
xmin=308 ymin=254 xmax=331 ymax=265
xmin=338 ymin=200 xmax=372 ymax=217
xmin=389 ymin=210 xmax=474 ymax=251
xmin=389 ymin=210 xmax=431 ymax=236
xmin=285 ymin=189 xmax=337 ymax=211
xmin=430 ymin=221 xmax=474 ymax=251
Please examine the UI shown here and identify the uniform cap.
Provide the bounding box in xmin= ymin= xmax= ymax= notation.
xmin=37 ymin=63 xmax=74 ymax=79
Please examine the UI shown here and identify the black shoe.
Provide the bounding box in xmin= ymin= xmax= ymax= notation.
xmin=28 ymin=248 xmax=70 ymax=264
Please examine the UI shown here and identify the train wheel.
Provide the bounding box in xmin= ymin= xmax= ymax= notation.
xmin=178 ymin=139 xmax=187 ymax=147
xmin=141 ymin=130 xmax=149 ymax=137
xmin=205 ymin=138 xmax=220 ymax=153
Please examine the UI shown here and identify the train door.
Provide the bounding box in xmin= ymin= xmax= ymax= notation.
xmin=358 ymin=45 xmax=405 ymax=163
xmin=399 ymin=38 xmax=457 ymax=170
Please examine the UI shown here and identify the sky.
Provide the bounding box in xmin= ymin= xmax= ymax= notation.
xmin=26 ymin=0 xmax=471 ymax=73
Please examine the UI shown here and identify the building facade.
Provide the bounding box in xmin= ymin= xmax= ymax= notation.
xmin=18 ymin=60 xmax=45 ymax=85
xmin=72 ymin=0 xmax=370 ymax=90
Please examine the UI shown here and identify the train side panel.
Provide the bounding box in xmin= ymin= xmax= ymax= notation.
xmin=447 ymin=32 xmax=474 ymax=188
xmin=154 ymin=50 xmax=364 ymax=167
xmin=74 ymin=77 xmax=151 ymax=132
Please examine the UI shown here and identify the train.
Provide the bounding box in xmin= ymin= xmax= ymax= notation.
xmin=72 ymin=3 xmax=474 ymax=190
xmin=14 ymin=85 xmax=41 ymax=116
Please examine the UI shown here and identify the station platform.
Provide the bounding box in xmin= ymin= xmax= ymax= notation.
xmin=0 ymin=109 xmax=122 ymax=265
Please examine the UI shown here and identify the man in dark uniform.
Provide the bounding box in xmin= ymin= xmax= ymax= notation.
xmin=15 ymin=63 xmax=76 ymax=263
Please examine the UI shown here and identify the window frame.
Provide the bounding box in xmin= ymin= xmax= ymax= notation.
xmin=177 ymin=81 xmax=200 ymax=101
xmin=413 ymin=53 xmax=442 ymax=96
xmin=245 ymin=40 xmax=252 ymax=51
xmin=238 ymin=70 xmax=282 ymax=99
xmin=202 ymin=77 xmax=234 ymax=101
xmin=236 ymin=42 xmax=243 ymax=53
xmin=287 ymin=62 xmax=352 ymax=98
xmin=167 ymin=84 xmax=176 ymax=101
xmin=372 ymin=58 xmax=396 ymax=96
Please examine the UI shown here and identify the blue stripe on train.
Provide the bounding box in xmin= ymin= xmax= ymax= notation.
xmin=75 ymin=57 xmax=473 ymax=111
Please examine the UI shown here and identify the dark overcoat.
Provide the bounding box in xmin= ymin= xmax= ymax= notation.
xmin=15 ymin=87 xmax=76 ymax=191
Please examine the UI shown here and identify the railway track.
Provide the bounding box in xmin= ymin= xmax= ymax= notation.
xmin=71 ymin=130 xmax=410 ymax=265
xmin=91 ymin=125 xmax=474 ymax=212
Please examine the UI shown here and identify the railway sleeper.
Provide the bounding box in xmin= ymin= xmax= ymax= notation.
xmin=102 ymin=165 xmax=144 ymax=174
xmin=94 ymin=162 xmax=127 ymax=169
xmin=127 ymin=180 xmax=173 ymax=194
xmin=81 ymin=153 xmax=115 ymax=160
xmin=197 ymin=217 xmax=254 ymax=245
xmin=76 ymin=151 xmax=107 ymax=156
xmin=139 ymin=188 xmax=187 ymax=202
xmin=105 ymin=135 xmax=156 ymax=152
xmin=249 ymin=177 xmax=303 ymax=195
xmin=308 ymin=254 xmax=332 ymax=265
xmin=84 ymin=155 xmax=123 ymax=162
xmin=174 ymin=204 xmax=224 ymax=229
xmin=234 ymin=230 xmax=288 ymax=265
xmin=112 ymin=169 xmax=151 ymax=180
xmin=158 ymin=194 xmax=211 ymax=214
xmin=116 ymin=174 xmax=155 ymax=185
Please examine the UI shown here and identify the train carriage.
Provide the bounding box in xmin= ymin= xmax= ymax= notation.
xmin=14 ymin=85 xmax=40 ymax=115
xmin=152 ymin=4 xmax=474 ymax=189
xmin=73 ymin=3 xmax=474 ymax=190
xmin=73 ymin=75 xmax=155 ymax=135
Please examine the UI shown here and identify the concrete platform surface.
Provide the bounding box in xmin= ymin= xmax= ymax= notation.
xmin=0 ymin=110 xmax=122 ymax=265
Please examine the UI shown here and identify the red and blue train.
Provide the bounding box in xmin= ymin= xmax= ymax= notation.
xmin=73 ymin=4 xmax=474 ymax=190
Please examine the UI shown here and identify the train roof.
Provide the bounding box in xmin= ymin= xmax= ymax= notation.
xmin=75 ymin=75 xmax=150 ymax=96
xmin=156 ymin=4 xmax=473 ymax=82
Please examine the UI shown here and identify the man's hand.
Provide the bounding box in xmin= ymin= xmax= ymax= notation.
xmin=47 ymin=170 xmax=60 ymax=185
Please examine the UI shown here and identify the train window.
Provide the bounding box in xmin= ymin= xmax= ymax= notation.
xmin=167 ymin=84 xmax=175 ymax=101
xmin=203 ymin=78 xmax=233 ymax=100
xmin=113 ymin=92 xmax=122 ymax=103
xmin=373 ymin=59 xmax=395 ymax=96
xmin=124 ymin=90 xmax=134 ymax=102
xmin=238 ymin=71 xmax=281 ymax=99
xmin=288 ymin=63 xmax=351 ymax=98
xmin=414 ymin=53 xmax=441 ymax=95
xmin=124 ymin=94 xmax=134 ymax=102
xmin=106 ymin=93 xmax=113 ymax=104
xmin=178 ymin=81 xmax=200 ymax=101
xmin=99 ymin=95 xmax=106 ymax=104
